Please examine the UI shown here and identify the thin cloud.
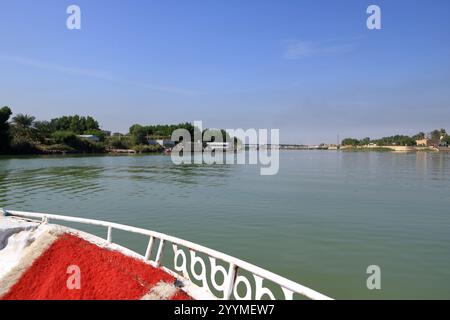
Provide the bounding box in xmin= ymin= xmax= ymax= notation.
xmin=283 ymin=38 xmax=357 ymax=60
xmin=0 ymin=55 xmax=197 ymax=96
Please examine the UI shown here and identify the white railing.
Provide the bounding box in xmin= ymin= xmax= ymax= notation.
xmin=1 ymin=209 xmax=332 ymax=300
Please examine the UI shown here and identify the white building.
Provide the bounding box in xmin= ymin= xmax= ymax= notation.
xmin=77 ymin=135 xmax=100 ymax=143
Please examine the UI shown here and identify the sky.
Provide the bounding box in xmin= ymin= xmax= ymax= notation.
xmin=0 ymin=0 xmax=449 ymax=144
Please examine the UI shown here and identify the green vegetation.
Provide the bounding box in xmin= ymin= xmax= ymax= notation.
xmin=341 ymin=138 xmax=360 ymax=147
xmin=443 ymin=135 xmax=450 ymax=145
xmin=49 ymin=115 xmax=100 ymax=134
xmin=9 ymin=114 xmax=40 ymax=154
xmin=128 ymin=123 xmax=196 ymax=145
xmin=412 ymin=132 xmax=426 ymax=140
xmin=0 ymin=106 xmax=238 ymax=155
xmin=0 ymin=106 xmax=187 ymax=155
xmin=0 ymin=107 xmax=108 ymax=155
xmin=374 ymin=135 xmax=416 ymax=147
xmin=0 ymin=107 xmax=103 ymax=154
xmin=430 ymin=129 xmax=447 ymax=145
xmin=131 ymin=144 xmax=164 ymax=153
xmin=342 ymin=129 xmax=449 ymax=148
xmin=342 ymin=135 xmax=415 ymax=147
xmin=0 ymin=106 xmax=12 ymax=153
xmin=105 ymin=135 xmax=133 ymax=150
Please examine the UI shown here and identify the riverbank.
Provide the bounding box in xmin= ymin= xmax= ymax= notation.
xmin=0 ymin=146 xmax=163 ymax=156
xmin=2 ymin=144 xmax=450 ymax=157
xmin=340 ymin=146 xmax=441 ymax=152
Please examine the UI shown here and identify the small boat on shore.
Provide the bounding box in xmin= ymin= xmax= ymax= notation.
xmin=0 ymin=209 xmax=331 ymax=300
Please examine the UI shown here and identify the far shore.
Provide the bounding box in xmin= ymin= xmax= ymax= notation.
xmin=1 ymin=145 xmax=450 ymax=159
xmin=340 ymin=145 xmax=450 ymax=153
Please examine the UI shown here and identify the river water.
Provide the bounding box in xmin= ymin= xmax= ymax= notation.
xmin=0 ymin=151 xmax=449 ymax=299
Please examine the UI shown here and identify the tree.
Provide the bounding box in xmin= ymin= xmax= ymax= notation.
xmin=443 ymin=135 xmax=450 ymax=145
xmin=34 ymin=121 xmax=54 ymax=142
xmin=106 ymin=136 xmax=132 ymax=149
xmin=69 ymin=115 xmax=82 ymax=133
xmin=430 ymin=129 xmax=441 ymax=144
xmin=359 ymin=137 xmax=371 ymax=146
xmin=51 ymin=130 xmax=104 ymax=153
xmin=341 ymin=138 xmax=360 ymax=146
xmin=129 ymin=124 xmax=148 ymax=145
xmin=0 ymin=106 xmax=12 ymax=153
xmin=413 ymin=132 xmax=425 ymax=140
xmin=52 ymin=130 xmax=79 ymax=145
xmin=50 ymin=115 xmax=100 ymax=134
xmin=85 ymin=116 xmax=99 ymax=131
xmin=10 ymin=113 xmax=38 ymax=148
xmin=12 ymin=114 xmax=35 ymax=128
xmin=372 ymin=135 xmax=415 ymax=146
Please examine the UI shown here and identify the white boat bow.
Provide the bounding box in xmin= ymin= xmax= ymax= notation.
xmin=0 ymin=208 xmax=332 ymax=300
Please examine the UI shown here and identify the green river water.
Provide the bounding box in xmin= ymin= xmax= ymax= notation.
xmin=0 ymin=151 xmax=449 ymax=299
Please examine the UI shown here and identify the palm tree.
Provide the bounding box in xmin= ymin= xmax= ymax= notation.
xmin=10 ymin=114 xmax=37 ymax=145
xmin=12 ymin=114 xmax=35 ymax=128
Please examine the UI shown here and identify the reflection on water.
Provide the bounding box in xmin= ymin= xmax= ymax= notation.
xmin=0 ymin=156 xmax=236 ymax=207
xmin=0 ymin=165 xmax=104 ymax=206
xmin=0 ymin=152 xmax=449 ymax=299
xmin=0 ymin=155 xmax=239 ymax=216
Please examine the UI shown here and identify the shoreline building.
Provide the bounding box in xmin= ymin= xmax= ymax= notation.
xmin=77 ymin=135 xmax=100 ymax=143
xmin=415 ymin=138 xmax=431 ymax=147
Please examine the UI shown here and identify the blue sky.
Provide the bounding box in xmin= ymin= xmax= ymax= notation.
xmin=0 ymin=0 xmax=449 ymax=144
